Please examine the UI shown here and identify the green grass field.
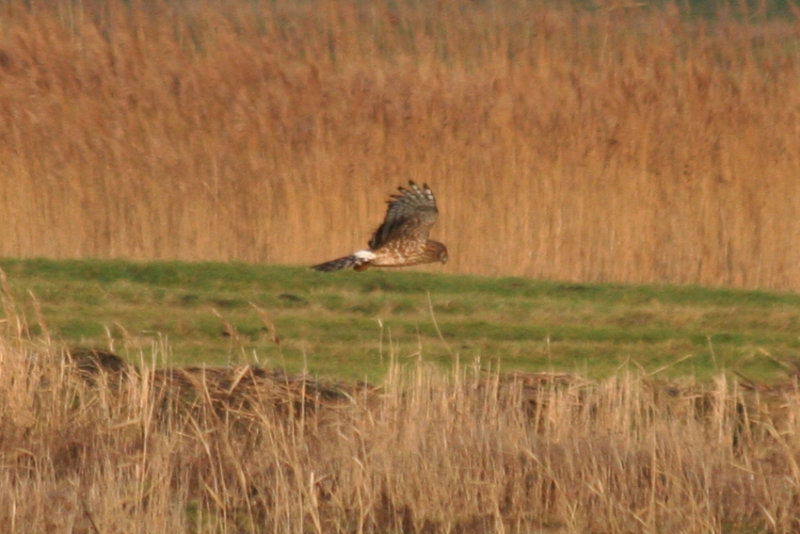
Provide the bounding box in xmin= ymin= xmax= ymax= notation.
xmin=2 ymin=258 xmax=799 ymax=383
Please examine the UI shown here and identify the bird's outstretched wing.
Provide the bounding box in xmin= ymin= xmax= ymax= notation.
xmin=368 ymin=181 xmax=438 ymax=250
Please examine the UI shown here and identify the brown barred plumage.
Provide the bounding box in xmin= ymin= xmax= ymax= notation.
xmin=312 ymin=181 xmax=448 ymax=272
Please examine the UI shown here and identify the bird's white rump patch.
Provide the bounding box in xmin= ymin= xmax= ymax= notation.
xmin=354 ymin=250 xmax=376 ymax=261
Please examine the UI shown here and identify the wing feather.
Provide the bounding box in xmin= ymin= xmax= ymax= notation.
xmin=368 ymin=181 xmax=438 ymax=249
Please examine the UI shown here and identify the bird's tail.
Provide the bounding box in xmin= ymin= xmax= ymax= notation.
xmin=311 ymin=254 xmax=370 ymax=272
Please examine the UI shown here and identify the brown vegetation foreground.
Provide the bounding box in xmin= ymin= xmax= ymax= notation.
xmin=1 ymin=335 xmax=799 ymax=532
xmin=1 ymin=1 xmax=800 ymax=288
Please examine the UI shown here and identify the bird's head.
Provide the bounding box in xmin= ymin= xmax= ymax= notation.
xmin=426 ymin=240 xmax=448 ymax=265
xmin=439 ymin=246 xmax=449 ymax=264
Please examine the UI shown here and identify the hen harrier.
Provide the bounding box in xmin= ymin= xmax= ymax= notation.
xmin=312 ymin=181 xmax=448 ymax=272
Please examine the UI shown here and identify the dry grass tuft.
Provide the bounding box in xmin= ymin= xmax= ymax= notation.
xmin=2 ymin=319 xmax=800 ymax=532
xmin=0 ymin=1 xmax=799 ymax=288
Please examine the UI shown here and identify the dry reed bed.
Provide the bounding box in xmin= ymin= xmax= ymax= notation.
xmin=1 ymin=1 xmax=800 ymax=288
xmin=0 ymin=337 xmax=798 ymax=533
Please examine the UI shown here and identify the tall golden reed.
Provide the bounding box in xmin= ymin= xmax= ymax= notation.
xmin=0 ymin=1 xmax=799 ymax=288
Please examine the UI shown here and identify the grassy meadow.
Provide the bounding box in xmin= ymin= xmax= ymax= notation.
xmin=2 ymin=281 xmax=800 ymax=532
xmin=3 ymin=258 xmax=800 ymax=383
xmin=0 ymin=0 xmax=799 ymax=288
